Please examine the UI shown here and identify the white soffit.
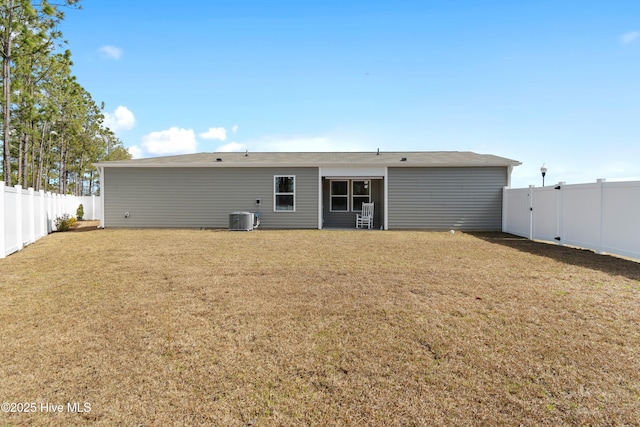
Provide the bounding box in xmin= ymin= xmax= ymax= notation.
xmin=321 ymin=167 xmax=385 ymax=178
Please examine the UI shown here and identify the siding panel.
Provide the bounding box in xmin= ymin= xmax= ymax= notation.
xmin=104 ymin=167 xmax=318 ymax=228
xmin=388 ymin=167 xmax=507 ymax=230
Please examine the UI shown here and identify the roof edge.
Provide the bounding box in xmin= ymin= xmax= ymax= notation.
xmin=94 ymin=151 xmax=522 ymax=168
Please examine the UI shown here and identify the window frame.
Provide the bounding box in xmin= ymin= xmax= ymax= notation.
xmin=274 ymin=175 xmax=296 ymax=212
xmin=351 ymin=180 xmax=371 ymax=212
xmin=329 ymin=180 xmax=349 ymax=212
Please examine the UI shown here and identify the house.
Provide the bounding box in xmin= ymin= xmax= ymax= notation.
xmin=94 ymin=151 xmax=521 ymax=230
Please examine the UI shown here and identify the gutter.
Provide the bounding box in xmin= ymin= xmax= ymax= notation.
xmin=98 ymin=166 xmax=105 ymax=228
xmin=93 ymin=161 xmax=523 ymax=169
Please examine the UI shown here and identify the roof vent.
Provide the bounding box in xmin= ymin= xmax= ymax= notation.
xmin=377 ymin=148 xmax=380 ymax=155
xmin=216 ymin=158 xmax=222 ymax=162
xmin=401 ymin=157 xmax=407 ymax=162
xmin=245 ymin=150 xmax=249 ymax=157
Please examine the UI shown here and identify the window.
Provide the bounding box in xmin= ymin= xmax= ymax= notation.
xmin=352 ymin=180 xmax=371 ymax=211
xmin=274 ymin=176 xmax=295 ymax=211
xmin=330 ymin=180 xmax=348 ymax=211
xmin=328 ymin=179 xmax=372 ymax=211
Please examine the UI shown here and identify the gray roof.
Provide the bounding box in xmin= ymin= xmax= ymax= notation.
xmin=95 ymin=151 xmax=521 ymax=168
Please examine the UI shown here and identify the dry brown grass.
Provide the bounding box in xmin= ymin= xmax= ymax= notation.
xmin=1 ymin=224 xmax=639 ymax=426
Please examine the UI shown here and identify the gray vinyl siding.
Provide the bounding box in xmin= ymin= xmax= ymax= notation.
xmin=388 ymin=167 xmax=507 ymax=230
xmin=104 ymin=167 xmax=319 ymax=229
xmin=322 ymin=179 xmax=384 ymax=228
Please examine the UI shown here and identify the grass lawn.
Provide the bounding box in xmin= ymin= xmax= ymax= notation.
xmin=1 ymin=224 xmax=639 ymax=426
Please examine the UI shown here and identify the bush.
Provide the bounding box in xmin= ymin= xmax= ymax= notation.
xmin=55 ymin=214 xmax=77 ymax=232
xmin=76 ymin=204 xmax=84 ymax=220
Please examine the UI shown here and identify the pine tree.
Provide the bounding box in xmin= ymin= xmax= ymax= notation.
xmin=1 ymin=0 xmax=80 ymax=184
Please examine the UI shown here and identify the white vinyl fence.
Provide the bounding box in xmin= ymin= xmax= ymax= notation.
xmin=0 ymin=181 xmax=101 ymax=259
xmin=503 ymin=179 xmax=640 ymax=261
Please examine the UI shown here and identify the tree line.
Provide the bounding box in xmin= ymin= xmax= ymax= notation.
xmin=1 ymin=0 xmax=131 ymax=196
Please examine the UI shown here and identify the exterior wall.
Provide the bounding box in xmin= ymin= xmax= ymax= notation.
xmin=104 ymin=167 xmax=319 ymax=229
xmin=321 ymin=178 xmax=384 ymax=228
xmin=387 ymin=167 xmax=507 ymax=230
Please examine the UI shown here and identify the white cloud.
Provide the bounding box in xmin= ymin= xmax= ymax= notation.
xmin=232 ymin=125 xmax=239 ymax=133
xmin=128 ymin=145 xmax=143 ymax=159
xmin=199 ymin=127 xmax=227 ymax=141
xmin=131 ymin=129 xmax=370 ymax=159
xmin=621 ymin=31 xmax=639 ymax=44
xmin=98 ymin=45 xmax=123 ymax=59
xmin=141 ymin=127 xmax=198 ymax=156
xmin=217 ymin=142 xmax=246 ymax=152
xmin=103 ymin=106 xmax=135 ymax=133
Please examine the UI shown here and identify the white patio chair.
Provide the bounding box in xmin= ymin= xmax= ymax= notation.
xmin=355 ymin=202 xmax=374 ymax=229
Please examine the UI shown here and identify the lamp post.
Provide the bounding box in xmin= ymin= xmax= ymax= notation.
xmin=540 ymin=163 xmax=547 ymax=186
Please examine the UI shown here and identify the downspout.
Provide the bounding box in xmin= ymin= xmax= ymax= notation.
xmin=318 ymin=167 xmax=323 ymax=229
xmin=384 ymin=166 xmax=389 ymax=230
xmin=502 ymin=185 xmax=508 ymax=233
xmin=98 ymin=166 xmax=105 ymax=228
xmin=503 ymin=166 xmax=513 ymax=233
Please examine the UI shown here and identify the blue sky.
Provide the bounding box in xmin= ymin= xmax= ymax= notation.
xmin=60 ymin=1 xmax=639 ymax=188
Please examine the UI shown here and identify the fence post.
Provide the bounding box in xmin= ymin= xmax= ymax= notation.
xmin=38 ymin=190 xmax=46 ymax=238
xmin=47 ymin=194 xmax=52 ymax=233
xmin=0 ymin=181 xmax=5 ymax=259
xmin=54 ymin=193 xmax=60 ymax=224
xmin=15 ymin=185 xmax=23 ymax=251
xmin=528 ymin=185 xmax=534 ymax=240
xmin=596 ymin=179 xmax=606 ymax=254
xmin=91 ymin=194 xmax=96 ymax=220
xmin=557 ymin=182 xmax=565 ymax=246
xmin=54 ymin=193 xmax=60 ymax=230
xmin=27 ymin=187 xmax=36 ymax=244
xmin=51 ymin=192 xmax=57 ymax=231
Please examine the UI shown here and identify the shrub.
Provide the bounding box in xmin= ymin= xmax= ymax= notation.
xmin=76 ymin=204 xmax=84 ymax=220
xmin=54 ymin=214 xmax=77 ymax=232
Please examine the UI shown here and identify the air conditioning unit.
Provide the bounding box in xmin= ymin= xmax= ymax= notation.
xmin=229 ymin=212 xmax=254 ymax=231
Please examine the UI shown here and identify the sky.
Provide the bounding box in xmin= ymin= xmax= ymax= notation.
xmin=59 ymin=0 xmax=640 ymax=188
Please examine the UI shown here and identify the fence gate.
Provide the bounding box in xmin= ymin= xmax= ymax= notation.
xmin=503 ymin=179 xmax=640 ymax=261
